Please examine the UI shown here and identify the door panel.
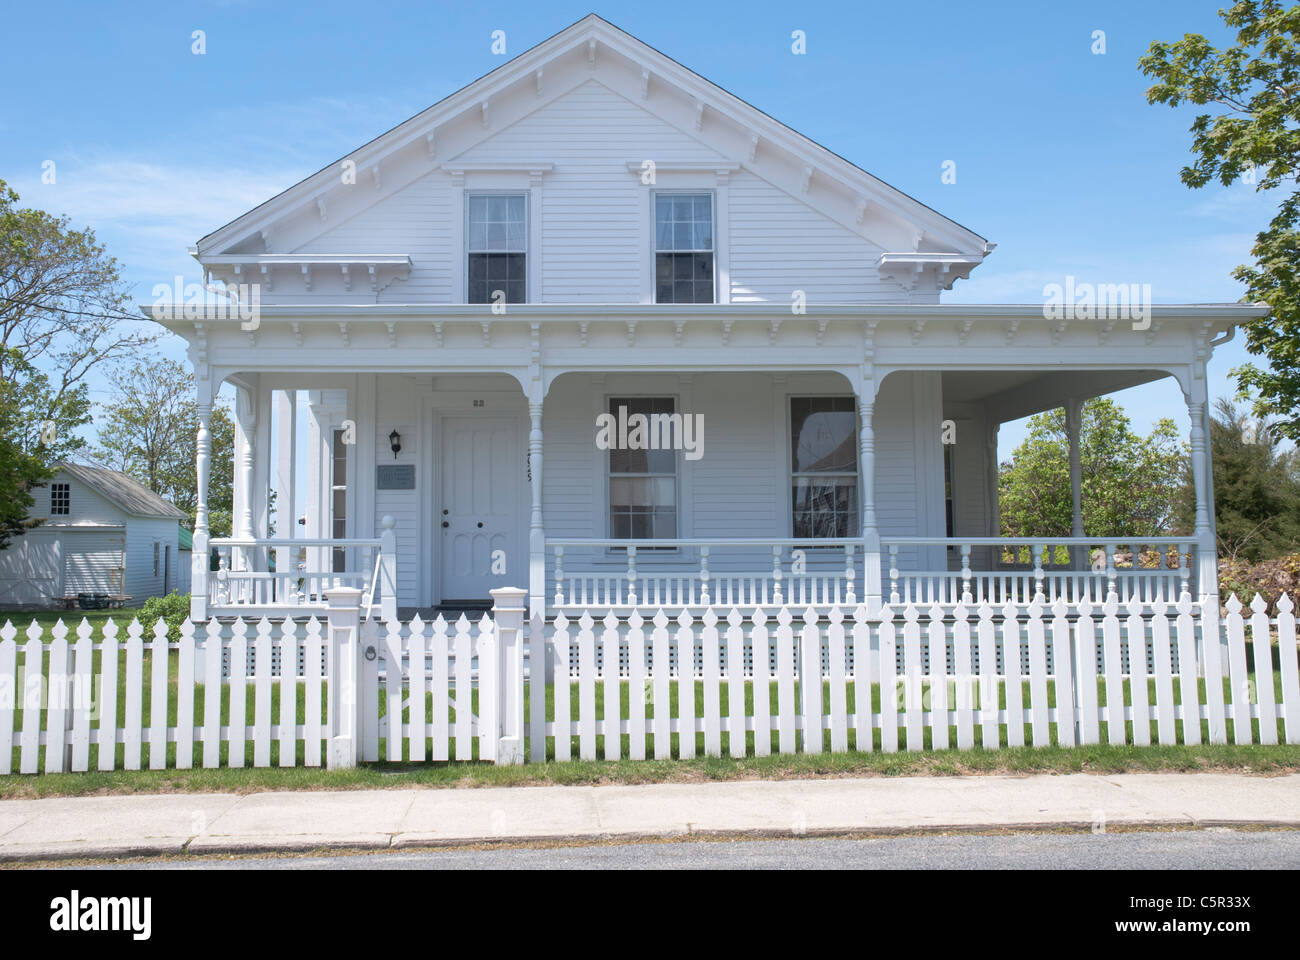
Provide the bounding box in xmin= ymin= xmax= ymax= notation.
xmin=440 ymin=417 xmax=519 ymax=601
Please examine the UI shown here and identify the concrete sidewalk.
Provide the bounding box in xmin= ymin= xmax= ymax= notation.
xmin=1 ymin=773 xmax=1298 ymax=862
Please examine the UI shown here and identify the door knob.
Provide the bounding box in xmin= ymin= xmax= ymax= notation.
xmin=442 ymin=521 xmax=449 ymax=528
xmin=477 ymin=521 xmax=483 ymax=528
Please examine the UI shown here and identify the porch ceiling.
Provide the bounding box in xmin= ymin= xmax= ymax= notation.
xmin=942 ymin=368 xmax=1172 ymax=424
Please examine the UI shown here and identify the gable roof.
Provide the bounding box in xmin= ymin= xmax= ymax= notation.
xmin=58 ymin=463 xmax=188 ymax=521
xmin=196 ymin=13 xmax=989 ymax=261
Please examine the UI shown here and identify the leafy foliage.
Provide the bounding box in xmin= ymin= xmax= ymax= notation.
xmin=999 ymin=398 xmax=1186 ymax=538
xmin=138 ymin=590 xmax=191 ymax=643
xmin=1140 ymin=1 xmax=1300 ymax=436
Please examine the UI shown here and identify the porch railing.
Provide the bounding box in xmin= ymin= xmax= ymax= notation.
xmin=546 ymin=538 xmax=864 ymax=611
xmin=203 ymin=517 xmax=397 ymax=621
xmin=881 ymin=537 xmax=1196 ymax=607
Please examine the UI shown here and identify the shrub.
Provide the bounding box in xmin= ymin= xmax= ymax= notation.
xmin=1218 ymin=554 xmax=1300 ymax=616
xmin=138 ymin=590 xmax=191 ymax=642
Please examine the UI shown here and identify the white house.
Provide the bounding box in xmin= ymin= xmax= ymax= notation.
xmin=0 ymin=463 xmax=190 ymax=608
xmin=146 ymin=14 xmax=1265 ymax=623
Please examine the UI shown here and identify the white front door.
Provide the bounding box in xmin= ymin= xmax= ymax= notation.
xmin=439 ymin=416 xmax=520 ymax=602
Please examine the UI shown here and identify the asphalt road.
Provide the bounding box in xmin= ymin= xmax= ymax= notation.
xmin=83 ymin=828 xmax=1300 ymax=870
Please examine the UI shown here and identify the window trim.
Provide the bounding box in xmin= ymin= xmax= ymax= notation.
xmin=464 ymin=189 xmax=529 ymax=306
xmin=603 ymin=393 xmax=682 ymax=550
xmin=650 ymin=189 xmax=717 ymax=305
xmin=787 ymin=394 xmax=861 ymax=541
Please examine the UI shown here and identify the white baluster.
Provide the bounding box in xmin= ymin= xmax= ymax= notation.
xmin=772 ymin=545 xmax=783 ymax=606
xmin=553 ymin=546 xmax=565 ymax=606
xmin=844 ymin=542 xmax=856 ymax=605
xmin=626 ymin=545 xmax=638 ymax=606
xmin=699 ymin=546 xmax=710 ymax=606
xmin=1033 ymin=542 xmax=1045 ymax=600
xmin=960 ymin=543 xmax=972 ymax=604
xmin=887 ymin=544 xmax=899 ymax=605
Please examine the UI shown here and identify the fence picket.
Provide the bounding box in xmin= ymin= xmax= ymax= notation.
xmin=651 ymin=611 xmax=670 ymax=759
xmin=576 ymin=612 xmax=596 ymax=761
xmin=0 ymin=623 xmax=15 ymax=775
xmin=725 ymin=608 xmax=746 ymax=758
xmin=1049 ymin=598 xmax=1076 ymax=748
xmin=176 ymin=620 xmax=195 ymax=770
xmin=385 ymin=618 xmax=404 ymax=762
xmin=1200 ymin=603 xmax=1228 ymax=743
xmin=926 ymin=604 xmax=948 ymax=751
xmin=430 ymin=616 xmax=450 ymax=762
xmin=408 ymin=616 xmax=427 ymax=763
xmin=828 ymin=607 xmax=848 ymax=753
xmin=278 ymin=620 xmax=297 ymax=767
xmin=71 ymin=619 xmax=93 ymax=772
xmin=880 ymin=606 xmax=899 ymax=753
xmin=19 ymin=624 xmax=42 ymax=774
xmin=202 ymin=619 xmax=222 ymax=768
xmin=702 ymin=609 xmax=722 ymax=757
xmin=800 ymin=607 xmax=823 ymax=754
xmin=675 ymin=610 xmax=697 ymax=759
xmin=228 ymin=618 xmax=248 ymax=767
xmin=150 ymin=619 xmax=171 ymax=770
xmin=1026 ymin=599 xmax=1049 ymax=747
xmin=601 ymin=612 xmax=621 ymax=761
xmin=552 ymin=614 xmax=571 ymax=762
xmin=1224 ymin=596 xmax=1253 ymax=744
xmin=902 ymin=605 xmax=922 ymax=751
xmin=1276 ymin=595 xmax=1300 ymax=745
xmin=976 ymin=603 xmax=997 ymax=748
xmin=952 ymin=602 xmax=974 ymax=750
xmin=528 ymin=612 xmax=547 ymax=762
xmin=1075 ymin=598 xmax=1100 ymax=745
xmin=253 ymin=618 xmax=272 ymax=768
xmin=1248 ymin=595 xmax=1278 ymax=745
xmin=775 ymin=608 xmax=796 ymax=754
xmin=628 ymin=612 xmax=647 ymax=761
xmin=1101 ymin=595 xmax=1125 ymax=746
xmin=45 ymin=622 xmax=69 ymax=774
xmin=304 ymin=617 xmax=324 ymax=767
xmin=476 ymin=614 xmax=496 ymax=764
xmin=453 ymin=614 xmax=473 ymax=761
xmin=123 ymin=620 xmax=144 ymax=771
xmin=1001 ymin=601 xmax=1024 ymax=748
xmin=1174 ymin=595 xmax=1202 ymax=745
xmin=1126 ymin=596 xmax=1151 ymax=747
xmin=752 ymin=610 xmax=772 ymax=756
xmin=1150 ymin=600 xmax=1176 ymax=745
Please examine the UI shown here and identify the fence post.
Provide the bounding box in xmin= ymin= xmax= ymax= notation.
xmin=489 ymin=587 xmax=527 ymax=764
xmin=379 ymin=515 xmax=398 ymax=623
xmin=325 ymin=587 xmax=363 ymax=769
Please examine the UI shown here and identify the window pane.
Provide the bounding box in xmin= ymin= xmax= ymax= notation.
xmin=487 ymin=195 xmax=506 ymax=220
xmin=468 ymin=195 xmax=488 ymax=220
xmin=791 ymin=479 xmax=859 ymax=538
xmin=791 ymin=398 xmax=857 ymax=473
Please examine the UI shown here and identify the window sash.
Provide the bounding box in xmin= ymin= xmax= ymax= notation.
xmin=607 ymin=397 xmax=678 ymax=540
xmin=51 ymin=483 xmax=69 ymax=515
xmin=790 ymin=397 xmax=859 ymax=538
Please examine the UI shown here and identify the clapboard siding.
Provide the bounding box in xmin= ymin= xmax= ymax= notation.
xmin=124 ymin=518 xmax=183 ymax=600
xmin=373 ymin=376 xmax=423 ymax=602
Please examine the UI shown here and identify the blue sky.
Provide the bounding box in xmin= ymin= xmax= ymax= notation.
xmin=0 ymin=0 xmax=1274 ymax=455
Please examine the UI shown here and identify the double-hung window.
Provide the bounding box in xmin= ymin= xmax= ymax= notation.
xmin=654 ymin=193 xmax=714 ymax=304
xmin=467 ymin=193 xmax=527 ymax=304
xmin=608 ymin=397 xmax=678 ymax=540
xmin=790 ymin=397 xmax=859 ymax=538
xmin=50 ymin=483 xmax=70 ymax=516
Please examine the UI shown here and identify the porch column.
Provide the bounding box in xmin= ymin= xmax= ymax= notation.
xmin=234 ymin=387 xmax=256 ymax=546
xmin=190 ymin=370 xmax=214 ymax=621
xmin=1185 ymin=372 xmax=1218 ymax=606
xmin=1065 ymin=398 xmax=1085 ymax=569
xmin=986 ymin=421 xmax=1000 ymax=571
xmin=528 ymin=398 xmax=545 ymax=618
xmin=274 ymin=390 xmax=298 ymax=603
xmin=857 ymin=387 xmax=881 ymax=614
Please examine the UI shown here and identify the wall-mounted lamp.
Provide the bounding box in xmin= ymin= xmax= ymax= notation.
xmin=389 ymin=429 xmax=402 ymax=459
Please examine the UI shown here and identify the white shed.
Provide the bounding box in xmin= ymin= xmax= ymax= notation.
xmin=0 ymin=463 xmax=189 ymax=608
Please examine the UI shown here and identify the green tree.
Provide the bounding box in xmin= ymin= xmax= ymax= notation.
xmin=1140 ymin=2 xmax=1300 ymax=437
xmin=93 ymin=357 xmax=236 ymax=537
xmin=999 ymin=398 xmax=1186 ymax=539
xmin=0 ymin=177 xmax=154 ymax=547
xmin=1177 ymin=397 xmax=1300 ymax=559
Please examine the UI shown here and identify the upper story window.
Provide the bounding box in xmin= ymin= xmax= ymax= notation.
xmin=654 ymin=193 xmax=714 ymax=304
xmin=467 ymin=193 xmax=526 ymax=304
xmin=790 ymin=397 xmax=859 ymax=538
xmin=50 ymin=483 xmax=70 ymax=516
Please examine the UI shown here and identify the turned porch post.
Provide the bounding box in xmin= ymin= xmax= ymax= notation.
xmin=1065 ymin=398 xmax=1085 ymax=568
xmin=190 ymin=369 xmax=214 ymax=621
xmin=528 ymin=396 xmax=545 ymax=619
xmin=857 ymin=384 xmax=881 ymax=614
xmin=1184 ymin=371 xmax=1218 ymax=607
xmin=234 ymin=387 xmax=257 ymax=582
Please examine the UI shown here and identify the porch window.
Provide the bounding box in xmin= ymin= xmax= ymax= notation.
xmin=654 ymin=193 xmax=714 ymax=304
xmin=467 ymin=193 xmax=526 ymax=304
xmin=50 ymin=483 xmax=69 ymax=515
xmin=331 ymin=427 xmax=348 ymax=573
xmin=608 ymin=397 xmax=678 ymax=540
xmin=790 ymin=397 xmax=859 ymax=538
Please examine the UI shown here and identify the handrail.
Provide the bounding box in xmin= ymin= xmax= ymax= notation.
xmin=363 ymin=550 xmax=383 ymax=621
xmin=546 ymin=537 xmax=865 ymax=547
xmin=881 ymin=536 xmax=1191 ymax=546
xmin=211 ymin=536 xmax=383 ymax=547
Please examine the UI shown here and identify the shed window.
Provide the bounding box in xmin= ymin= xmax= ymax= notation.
xmin=467 ymin=193 xmax=526 ymax=304
xmin=153 ymin=542 xmax=160 ymax=576
xmin=51 ymin=483 xmax=70 ymax=515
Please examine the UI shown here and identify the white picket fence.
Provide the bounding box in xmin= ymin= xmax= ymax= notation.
xmin=2 ymin=591 xmax=1298 ymax=774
